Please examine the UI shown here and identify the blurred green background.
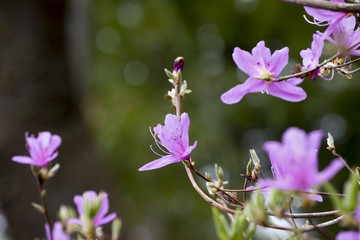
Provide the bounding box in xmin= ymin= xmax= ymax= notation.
xmin=1 ymin=0 xmax=360 ymax=239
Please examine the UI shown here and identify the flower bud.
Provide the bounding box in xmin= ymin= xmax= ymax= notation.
xmin=173 ymin=57 xmax=184 ymax=73
xmin=327 ymin=132 xmax=335 ymax=151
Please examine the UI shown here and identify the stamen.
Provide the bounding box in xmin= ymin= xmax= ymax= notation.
xmin=321 ymin=69 xmax=335 ymax=80
xmin=150 ymin=145 xmax=165 ymax=157
xmin=149 ymin=127 xmax=172 ymax=155
xmin=303 ymin=15 xmax=329 ymax=27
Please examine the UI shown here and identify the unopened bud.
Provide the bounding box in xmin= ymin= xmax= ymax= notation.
xmin=111 ymin=218 xmax=122 ymax=240
xmin=250 ymin=149 xmax=261 ymax=171
xmin=48 ymin=163 xmax=60 ymax=178
xmin=327 ymin=132 xmax=335 ymax=151
xmin=173 ymin=57 xmax=184 ymax=73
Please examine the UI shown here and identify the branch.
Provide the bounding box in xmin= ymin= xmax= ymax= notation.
xmin=183 ymin=162 xmax=237 ymax=215
xmin=275 ymin=0 xmax=360 ymax=12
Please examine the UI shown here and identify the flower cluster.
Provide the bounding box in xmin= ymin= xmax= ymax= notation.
xmin=221 ymin=1 xmax=360 ymax=103
xmin=12 ymin=132 xmax=119 ymax=239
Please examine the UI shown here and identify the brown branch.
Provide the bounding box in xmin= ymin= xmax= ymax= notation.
xmin=271 ymin=210 xmax=340 ymax=219
xmin=275 ymin=0 xmax=360 ymax=12
xmin=183 ymin=162 xmax=237 ymax=215
xmin=36 ymin=175 xmax=52 ymax=233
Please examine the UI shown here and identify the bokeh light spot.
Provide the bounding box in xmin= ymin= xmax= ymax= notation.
xmin=116 ymin=2 xmax=144 ymax=28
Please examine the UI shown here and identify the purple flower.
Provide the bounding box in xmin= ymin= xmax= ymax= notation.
xmin=139 ymin=112 xmax=197 ymax=171
xmin=300 ymin=34 xmax=324 ymax=80
xmin=336 ymin=231 xmax=360 ymax=240
xmin=325 ymin=16 xmax=360 ymax=56
xmin=12 ymin=132 xmax=62 ymax=167
xmin=71 ymin=191 xmax=116 ymax=227
xmin=221 ymin=41 xmax=306 ymax=104
xmin=304 ymin=0 xmax=348 ymax=38
xmin=45 ymin=222 xmax=70 ymax=240
xmin=260 ymin=127 xmax=343 ymax=198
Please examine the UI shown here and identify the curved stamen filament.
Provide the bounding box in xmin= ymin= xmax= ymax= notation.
xmin=150 ymin=145 xmax=165 ymax=157
xmin=303 ymin=15 xmax=329 ymax=27
xmin=149 ymin=127 xmax=172 ymax=155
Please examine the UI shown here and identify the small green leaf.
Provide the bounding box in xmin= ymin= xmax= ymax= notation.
xmin=111 ymin=218 xmax=122 ymax=240
xmin=31 ymin=202 xmax=45 ymax=215
xmin=343 ymin=174 xmax=359 ymax=212
xmin=323 ymin=182 xmax=344 ymax=211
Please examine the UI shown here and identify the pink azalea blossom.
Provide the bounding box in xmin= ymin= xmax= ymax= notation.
xmin=45 ymin=222 xmax=70 ymax=240
xmin=336 ymin=231 xmax=360 ymax=240
xmin=260 ymin=127 xmax=343 ymax=200
xmin=325 ymin=16 xmax=360 ymax=56
xmin=70 ymin=191 xmax=116 ymax=227
xmin=221 ymin=41 xmax=306 ymax=104
xmin=12 ymin=132 xmax=62 ymax=167
xmin=300 ymin=34 xmax=324 ymax=80
xmin=304 ymin=0 xmax=348 ymax=38
xmin=139 ymin=112 xmax=197 ymax=171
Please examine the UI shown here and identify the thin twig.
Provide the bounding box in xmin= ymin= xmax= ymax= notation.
xmin=331 ymin=149 xmax=357 ymax=177
xmin=183 ymin=162 xmax=236 ymax=214
xmin=269 ymin=210 xmax=340 ymax=219
xmin=339 ymin=67 xmax=360 ymax=74
xmin=257 ymin=215 xmax=343 ymax=232
xmin=243 ymin=178 xmax=248 ymax=202
xmin=288 ymin=197 xmax=297 ymax=228
xmin=36 ymin=175 xmax=52 ymax=233
xmin=275 ymin=0 xmax=360 ymax=12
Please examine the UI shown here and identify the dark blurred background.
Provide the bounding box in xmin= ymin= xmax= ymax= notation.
xmin=0 ymin=0 xmax=359 ymax=239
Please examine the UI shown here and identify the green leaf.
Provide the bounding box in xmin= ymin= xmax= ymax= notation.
xmin=343 ymin=174 xmax=360 ymax=212
xmin=212 ymin=207 xmax=230 ymax=240
xmin=323 ymin=182 xmax=344 ymax=211
xmin=31 ymin=202 xmax=45 ymax=215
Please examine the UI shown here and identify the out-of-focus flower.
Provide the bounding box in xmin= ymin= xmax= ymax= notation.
xmin=304 ymin=0 xmax=348 ymax=37
xmin=12 ymin=132 xmax=61 ymax=167
xmin=325 ymin=16 xmax=360 ymax=56
xmin=300 ymin=34 xmax=324 ymax=80
xmin=45 ymin=222 xmax=70 ymax=240
xmin=336 ymin=231 xmax=360 ymax=240
xmin=70 ymin=191 xmax=116 ymax=228
xmin=221 ymin=41 xmax=306 ymax=104
xmin=139 ymin=112 xmax=197 ymax=171
xmin=260 ymin=127 xmax=343 ymax=200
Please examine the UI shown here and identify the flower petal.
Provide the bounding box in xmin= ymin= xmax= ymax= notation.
xmin=269 ymin=46 xmax=289 ymax=76
xmin=180 ymin=113 xmax=190 ymax=149
xmin=221 ymin=78 xmax=265 ymax=104
xmin=232 ymin=47 xmax=259 ymax=77
xmin=251 ymin=41 xmax=271 ymax=69
xmin=73 ymin=195 xmax=84 ymax=216
xmin=12 ymin=156 xmax=34 ymax=165
xmin=138 ymin=155 xmax=180 ymax=171
xmin=95 ymin=193 xmax=109 ymax=221
xmin=313 ymin=158 xmax=344 ymax=186
xmin=182 ymin=141 xmax=197 ymax=159
xmin=336 ymin=231 xmax=360 ymax=240
xmin=267 ymin=81 xmax=307 ymax=102
xmin=95 ymin=212 xmax=117 ymax=226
